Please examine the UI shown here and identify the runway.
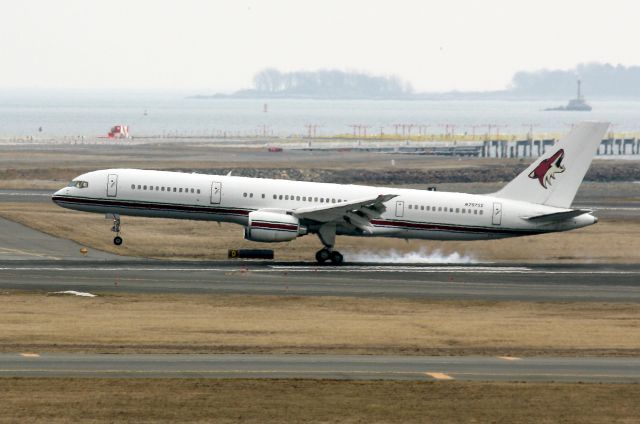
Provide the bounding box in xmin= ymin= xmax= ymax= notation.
xmin=1 ymin=259 xmax=640 ymax=301
xmin=0 ymin=208 xmax=638 ymax=301
xmin=3 ymin=353 xmax=639 ymax=382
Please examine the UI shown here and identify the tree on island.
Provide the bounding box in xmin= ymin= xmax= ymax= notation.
xmin=249 ymin=68 xmax=413 ymax=98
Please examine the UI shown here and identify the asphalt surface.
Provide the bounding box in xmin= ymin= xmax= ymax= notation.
xmin=2 ymin=353 xmax=639 ymax=382
xmin=0 ymin=214 xmax=123 ymax=261
xmin=0 ymin=260 xmax=639 ymax=301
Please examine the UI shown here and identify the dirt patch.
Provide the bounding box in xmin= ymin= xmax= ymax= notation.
xmin=0 ymin=378 xmax=638 ymax=423
xmin=1 ymin=292 xmax=639 ymax=356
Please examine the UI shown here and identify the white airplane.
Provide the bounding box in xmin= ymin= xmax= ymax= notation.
xmin=52 ymin=122 xmax=609 ymax=264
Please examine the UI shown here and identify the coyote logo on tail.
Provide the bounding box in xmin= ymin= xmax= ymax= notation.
xmin=529 ymin=149 xmax=565 ymax=189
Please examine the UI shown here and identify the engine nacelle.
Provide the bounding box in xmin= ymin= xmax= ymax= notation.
xmin=244 ymin=210 xmax=306 ymax=243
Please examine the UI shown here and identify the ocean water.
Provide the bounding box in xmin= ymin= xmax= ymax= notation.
xmin=1 ymin=92 xmax=639 ymax=137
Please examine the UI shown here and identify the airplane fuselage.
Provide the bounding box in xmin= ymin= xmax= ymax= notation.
xmin=52 ymin=168 xmax=595 ymax=242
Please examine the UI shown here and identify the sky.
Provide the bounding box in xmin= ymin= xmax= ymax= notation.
xmin=2 ymin=0 xmax=639 ymax=93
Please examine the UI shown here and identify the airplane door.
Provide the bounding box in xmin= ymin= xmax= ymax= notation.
xmin=492 ymin=202 xmax=502 ymax=225
xmin=107 ymin=174 xmax=118 ymax=197
xmin=210 ymin=181 xmax=221 ymax=204
xmin=395 ymin=200 xmax=404 ymax=217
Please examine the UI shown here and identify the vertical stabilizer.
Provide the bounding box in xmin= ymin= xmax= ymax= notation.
xmin=493 ymin=122 xmax=609 ymax=208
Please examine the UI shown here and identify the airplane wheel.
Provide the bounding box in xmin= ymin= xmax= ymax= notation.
xmin=315 ymin=249 xmax=330 ymax=263
xmin=329 ymin=251 xmax=344 ymax=265
xmin=113 ymin=236 xmax=123 ymax=246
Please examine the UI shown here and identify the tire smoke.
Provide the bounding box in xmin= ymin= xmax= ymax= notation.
xmin=345 ymin=248 xmax=476 ymax=264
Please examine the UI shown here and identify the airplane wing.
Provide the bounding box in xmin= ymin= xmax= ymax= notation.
xmin=294 ymin=194 xmax=397 ymax=233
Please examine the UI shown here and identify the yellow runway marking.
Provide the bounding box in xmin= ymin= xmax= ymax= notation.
xmin=20 ymin=353 xmax=40 ymax=358
xmin=426 ymin=372 xmax=454 ymax=380
xmin=498 ymin=356 xmax=522 ymax=361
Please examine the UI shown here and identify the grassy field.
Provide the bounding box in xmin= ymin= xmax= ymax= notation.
xmin=0 ymin=201 xmax=639 ymax=263
xmin=0 ymin=378 xmax=638 ymax=423
xmin=1 ymin=292 xmax=639 ymax=356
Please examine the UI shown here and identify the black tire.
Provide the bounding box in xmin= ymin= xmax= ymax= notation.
xmin=329 ymin=251 xmax=344 ymax=265
xmin=113 ymin=236 xmax=123 ymax=246
xmin=315 ymin=249 xmax=330 ymax=263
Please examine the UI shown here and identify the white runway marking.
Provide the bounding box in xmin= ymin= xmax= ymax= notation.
xmin=0 ymin=247 xmax=57 ymax=259
xmin=0 ymin=265 xmax=638 ymax=275
xmin=498 ymin=356 xmax=522 ymax=361
xmin=20 ymin=353 xmax=40 ymax=358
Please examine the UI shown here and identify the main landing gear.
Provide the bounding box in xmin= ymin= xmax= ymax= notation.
xmin=315 ymin=248 xmax=343 ymax=265
xmin=110 ymin=214 xmax=123 ymax=246
xmin=315 ymin=222 xmax=343 ymax=265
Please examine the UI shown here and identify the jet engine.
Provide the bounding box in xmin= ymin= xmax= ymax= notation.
xmin=244 ymin=210 xmax=306 ymax=242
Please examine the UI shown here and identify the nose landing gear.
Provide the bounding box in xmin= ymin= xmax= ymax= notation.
xmin=110 ymin=214 xmax=123 ymax=246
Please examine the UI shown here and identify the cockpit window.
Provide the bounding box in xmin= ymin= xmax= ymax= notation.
xmin=68 ymin=180 xmax=89 ymax=189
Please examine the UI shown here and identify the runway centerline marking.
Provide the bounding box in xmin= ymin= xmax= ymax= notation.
xmin=20 ymin=353 xmax=40 ymax=358
xmin=426 ymin=372 xmax=454 ymax=380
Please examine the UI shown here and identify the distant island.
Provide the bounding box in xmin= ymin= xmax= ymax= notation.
xmin=193 ymin=68 xmax=413 ymax=100
xmin=192 ymin=63 xmax=640 ymax=100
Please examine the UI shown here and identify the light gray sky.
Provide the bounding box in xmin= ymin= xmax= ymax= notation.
xmin=2 ymin=0 xmax=638 ymax=92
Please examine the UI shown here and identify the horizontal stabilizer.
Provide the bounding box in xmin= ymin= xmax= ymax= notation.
xmin=525 ymin=209 xmax=592 ymax=222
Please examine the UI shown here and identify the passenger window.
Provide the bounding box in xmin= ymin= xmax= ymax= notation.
xmin=480 ymin=210 xmax=484 ymax=215
xmin=438 ymin=206 xmax=442 ymax=212
xmin=249 ymin=193 xmax=253 ymax=198
xmin=420 ymin=206 xmax=424 ymax=210
xmin=332 ymin=199 xmax=335 ymax=203
xmin=285 ymin=195 xmax=289 ymax=200
xmin=273 ymin=194 xmax=277 ymax=199
xmin=179 ymin=188 xmax=183 ymax=193
xmin=198 ymin=189 xmax=201 ymax=194
xmin=131 ymin=184 xmax=135 ymax=189
xmin=243 ymin=192 xmax=247 ymax=197
xmin=279 ymin=195 xmax=283 ymax=200
xmin=138 ymin=185 xmax=141 ymax=189
xmin=173 ymin=188 xmax=177 ymax=192
xmin=408 ymin=205 xmax=412 ymax=210
xmin=161 ymin=187 xmax=165 ymax=191
xmin=456 ymin=208 xmax=460 ymax=213
xmin=303 ymin=196 xmax=307 ymax=201
xmin=443 ymin=207 xmax=447 ymax=212
xmin=144 ymin=185 xmax=147 ymax=190
xmin=320 ymin=198 xmax=324 ymax=203
xmin=474 ymin=210 xmax=478 ymax=215
xmin=314 ymin=197 xmax=318 ymax=202
xmin=261 ymin=194 xmax=265 ymax=199
xmin=191 ymin=188 xmax=195 ymax=193
xmin=461 ymin=208 xmax=465 ymax=214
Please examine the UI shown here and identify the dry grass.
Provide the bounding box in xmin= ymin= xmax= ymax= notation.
xmin=0 ymin=378 xmax=638 ymax=423
xmin=1 ymin=292 xmax=639 ymax=356
xmin=0 ymin=201 xmax=639 ymax=262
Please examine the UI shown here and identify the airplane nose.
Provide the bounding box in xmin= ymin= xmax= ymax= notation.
xmin=51 ymin=188 xmax=67 ymax=204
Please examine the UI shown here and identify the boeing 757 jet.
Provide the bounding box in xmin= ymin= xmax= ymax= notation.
xmin=52 ymin=122 xmax=609 ymax=264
